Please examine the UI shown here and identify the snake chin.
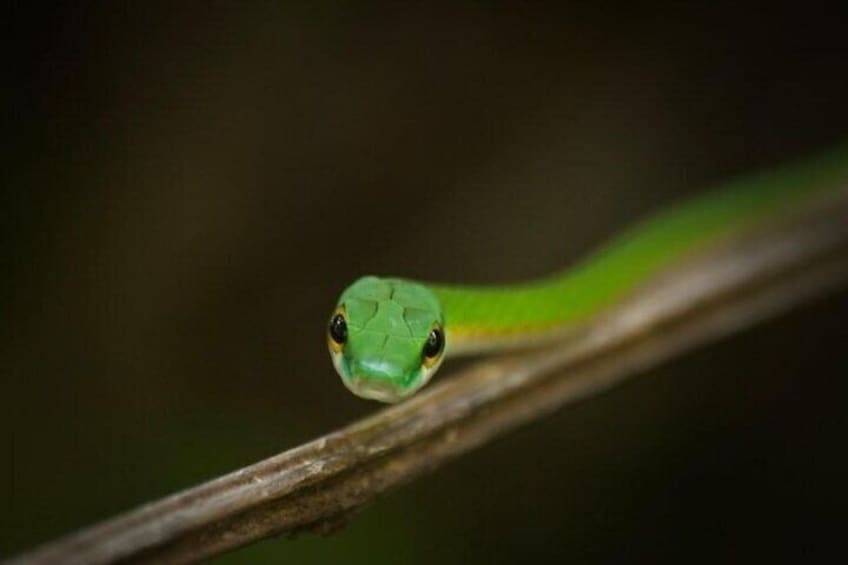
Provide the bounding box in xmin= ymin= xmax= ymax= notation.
xmin=343 ymin=377 xmax=409 ymax=403
xmin=330 ymin=350 xmax=419 ymax=403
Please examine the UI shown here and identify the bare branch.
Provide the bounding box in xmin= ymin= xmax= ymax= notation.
xmin=12 ymin=193 xmax=848 ymax=565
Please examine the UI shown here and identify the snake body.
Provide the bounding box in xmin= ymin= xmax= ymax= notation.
xmin=328 ymin=147 xmax=848 ymax=402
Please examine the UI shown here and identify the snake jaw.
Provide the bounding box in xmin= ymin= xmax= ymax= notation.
xmin=328 ymin=343 xmax=419 ymax=402
xmin=341 ymin=375 xmax=409 ymax=403
xmin=338 ymin=354 xmax=425 ymax=403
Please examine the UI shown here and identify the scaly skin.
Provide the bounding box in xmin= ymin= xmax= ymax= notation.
xmin=329 ymin=145 xmax=848 ymax=402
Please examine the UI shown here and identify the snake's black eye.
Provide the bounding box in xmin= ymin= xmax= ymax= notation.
xmin=329 ymin=313 xmax=347 ymax=345
xmin=423 ymin=327 xmax=444 ymax=360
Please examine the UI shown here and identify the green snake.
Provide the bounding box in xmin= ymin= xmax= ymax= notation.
xmin=328 ymin=146 xmax=848 ymax=402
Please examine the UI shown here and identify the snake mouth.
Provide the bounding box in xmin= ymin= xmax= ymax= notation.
xmin=339 ymin=356 xmax=420 ymax=403
xmin=343 ymin=376 xmax=407 ymax=403
xmin=330 ymin=350 xmax=412 ymax=403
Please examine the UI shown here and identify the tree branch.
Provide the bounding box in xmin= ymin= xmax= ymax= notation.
xmin=12 ymin=193 xmax=848 ymax=565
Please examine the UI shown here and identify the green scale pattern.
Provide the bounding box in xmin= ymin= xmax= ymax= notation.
xmin=338 ymin=276 xmax=443 ymax=389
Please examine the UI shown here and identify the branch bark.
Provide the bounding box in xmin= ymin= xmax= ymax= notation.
xmin=12 ymin=193 xmax=848 ymax=565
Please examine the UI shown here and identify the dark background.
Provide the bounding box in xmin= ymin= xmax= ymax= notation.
xmin=4 ymin=3 xmax=848 ymax=563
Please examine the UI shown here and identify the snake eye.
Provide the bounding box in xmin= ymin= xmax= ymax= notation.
xmin=328 ymin=312 xmax=347 ymax=346
xmin=422 ymin=326 xmax=444 ymax=367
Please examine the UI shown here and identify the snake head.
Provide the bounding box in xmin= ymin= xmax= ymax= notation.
xmin=327 ymin=276 xmax=446 ymax=402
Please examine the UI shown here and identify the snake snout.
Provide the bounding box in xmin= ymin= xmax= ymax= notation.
xmin=345 ymin=354 xmax=417 ymax=403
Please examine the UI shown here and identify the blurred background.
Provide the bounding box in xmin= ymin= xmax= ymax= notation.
xmin=4 ymin=2 xmax=848 ymax=563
